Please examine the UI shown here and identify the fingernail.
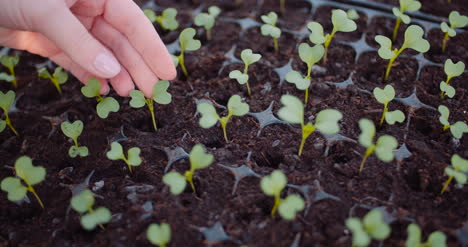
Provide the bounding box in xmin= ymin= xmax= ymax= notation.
xmin=94 ymin=53 xmax=121 ymax=77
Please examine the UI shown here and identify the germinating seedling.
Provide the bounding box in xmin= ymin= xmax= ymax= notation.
xmin=391 ymin=0 xmax=421 ymax=40
xmin=38 ymin=67 xmax=68 ymax=94
xmin=194 ymin=6 xmax=221 ymax=41
xmin=375 ymin=25 xmax=429 ymax=81
xmin=144 ymin=8 xmax=179 ymax=31
xmin=129 ymin=80 xmax=172 ymax=131
xmin=71 ymin=189 xmax=111 ymax=230
xmin=406 ymin=223 xmax=447 ymax=247
xmin=307 ymin=9 xmax=357 ymax=63
xmin=0 ymin=55 xmax=19 ymax=88
xmin=1 ymin=156 xmax=46 ymax=208
xmin=346 ymin=209 xmax=391 ymax=247
xmin=438 ymin=105 xmax=468 ymax=139
xmin=278 ymin=95 xmax=342 ymax=156
xmin=197 ymin=95 xmax=249 ymax=142
xmin=358 ymin=119 xmax=398 ymax=173
xmin=260 ymin=170 xmax=305 ymax=220
xmin=0 ymin=90 xmax=19 ymax=136
xmin=229 ymin=49 xmax=262 ymax=96
xmin=260 ymin=12 xmax=281 ymax=53
xmin=439 ymin=59 xmax=465 ymax=99
xmin=163 ymin=144 xmax=214 ymax=194
xmin=81 ymin=78 xmax=120 ymax=119
xmin=285 ymin=43 xmax=325 ymax=104
xmin=373 ymin=85 xmax=405 ymax=126
xmin=440 ymin=11 xmax=468 ymax=52
xmin=440 ymin=154 xmax=468 ymax=194
xmin=147 ymin=223 xmax=171 ymax=247
xmin=106 ymin=142 xmax=142 ymax=174
xmin=172 ymin=28 xmax=201 ymax=77
xmin=61 ymin=120 xmax=89 ymax=158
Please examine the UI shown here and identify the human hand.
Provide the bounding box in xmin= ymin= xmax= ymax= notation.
xmin=0 ymin=0 xmax=176 ymax=97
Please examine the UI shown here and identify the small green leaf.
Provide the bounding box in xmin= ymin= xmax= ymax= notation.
xmin=285 ymin=71 xmax=310 ymax=90
xmin=426 ymin=231 xmax=447 ymax=247
xmin=438 ymin=105 xmax=450 ymax=127
xmin=307 ymin=22 xmax=326 ymax=45
xmin=331 ymin=9 xmax=357 ymax=32
xmin=69 ymin=146 xmax=89 ymax=158
xmin=363 ymin=209 xmax=391 ymax=240
xmin=71 ymin=189 xmax=95 ymax=214
xmin=0 ymin=55 xmax=19 ymax=68
xmin=358 ymin=119 xmax=376 ymax=148
xmin=444 ymin=59 xmax=465 ymax=78
xmin=0 ymin=72 xmax=15 ymax=82
xmin=402 ymin=25 xmax=430 ymax=53
xmin=208 ymin=6 xmax=221 ymax=17
xmin=147 ymin=223 xmax=171 ymax=246
xmin=385 ymin=110 xmax=405 ymax=125
xmin=81 ymin=78 xmax=101 ymax=98
xmin=314 ymin=109 xmax=343 ymax=135
xmin=15 ymin=156 xmax=46 ymax=186
xmin=373 ymin=85 xmax=395 ymax=104
xmin=392 ymin=8 xmax=411 ymax=24
xmin=197 ymin=103 xmax=219 ymax=128
xmin=440 ymin=22 xmax=456 ymax=37
xmin=298 ymin=43 xmax=325 ymax=68
xmin=449 ymin=11 xmax=468 ymax=29
xmin=229 ymin=70 xmax=249 ymax=85
xmin=400 ymin=0 xmax=421 ymax=12
xmin=375 ymin=36 xmax=396 ymax=59
xmin=375 ymin=135 xmax=398 ymax=162
xmin=179 ymin=28 xmax=201 ymax=52
xmin=61 ymin=120 xmax=84 ymax=140
xmin=278 ymin=95 xmax=304 ymax=125
xmin=278 ymin=194 xmax=305 ymax=220
xmin=0 ymin=120 xmax=5 ymax=132
xmin=160 ymin=8 xmax=179 ymax=31
xmin=153 ymin=80 xmax=172 ymax=105
xmin=260 ymin=170 xmax=287 ymax=196
xmin=227 ymin=95 xmax=249 ymax=116
xmin=346 ymin=218 xmax=371 ymax=247
xmin=54 ymin=67 xmax=68 ymax=85
xmin=106 ymin=142 xmax=124 ymax=160
xmin=405 ymin=224 xmax=422 ymax=247
xmin=127 ymin=147 xmax=142 ymax=167
xmin=440 ymin=82 xmax=455 ymax=98
xmin=261 ymin=12 xmax=278 ymax=25
xmin=452 ymin=154 xmax=468 ymax=172
xmin=450 ymin=121 xmax=468 ymax=139
xmin=445 ymin=167 xmax=466 ymax=184
xmin=347 ymin=9 xmax=360 ymax=20
xmin=81 ymin=207 xmax=111 ymax=231
xmin=163 ymin=172 xmax=187 ymax=195
xmin=1 ymin=177 xmax=27 ymax=202
xmin=96 ymin=97 xmax=120 ymax=119
xmin=129 ymin=90 xmax=146 ymax=108
xmin=240 ymin=49 xmax=261 ymax=66
xmin=261 ymin=24 xmax=281 ymax=38
xmin=171 ymin=55 xmax=179 ymax=67
xmin=189 ymin=144 xmax=214 ymax=170
xmin=38 ymin=67 xmax=52 ymax=79
xmin=144 ymin=9 xmax=157 ymax=23
xmin=195 ymin=13 xmax=216 ymax=30
xmin=0 ymin=90 xmax=15 ymax=112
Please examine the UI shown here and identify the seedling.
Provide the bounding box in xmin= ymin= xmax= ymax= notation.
xmin=0 ymin=90 xmax=19 ymax=136
xmin=71 ymin=189 xmax=111 ymax=230
xmin=0 ymin=156 xmax=46 ymax=208
xmin=194 ymin=6 xmax=221 ymax=40
xmin=439 ymin=59 xmax=465 ymax=99
xmin=147 ymin=223 xmax=171 ymax=247
xmin=347 ymin=9 xmax=360 ymax=20
xmin=81 ymin=78 xmax=120 ymax=119
xmin=307 ymin=9 xmax=357 ymax=63
xmin=391 ymin=0 xmax=421 ymax=40
xmin=197 ymin=95 xmax=249 ymax=142
xmin=375 ymin=25 xmax=429 ymax=81
xmin=285 ymin=43 xmax=325 ymax=104
xmin=129 ymin=80 xmax=172 ymax=131
xmin=441 ymin=154 xmax=468 ymax=194
xmin=440 ymin=11 xmax=468 ymax=52
xmin=229 ymin=49 xmax=262 ymax=96
xmin=345 ymin=209 xmax=391 ymax=247
xmin=61 ymin=120 xmax=89 ymax=158
xmin=438 ymin=105 xmax=467 ymax=139
xmin=373 ymin=85 xmax=405 ymax=126
xmin=260 ymin=170 xmax=305 ymax=220
xmin=172 ymin=28 xmax=201 ymax=77
xmin=38 ymin=67 xmax=68 ymax=94
xmin=0 ymin=55 xmax=19 ymax=88
xmin=406 ymin=223 xmax=447 ymax=247
xmin=163 ymin=144 xmax=214 ymax=194
xmin=144 ymin=8 xmax=179 ymax=31
xmin=260 ymin=12 xmax=281 ymax=53
xmin=278 ymin=95 xmax=342 ymax=156
xmin=106 ymin=142 xmax=142 ymax=173
xmin=358 ymin=119 xmax=398 ymax=173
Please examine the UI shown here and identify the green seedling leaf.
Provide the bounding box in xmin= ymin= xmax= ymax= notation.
xmin=400 ymin=0 xmax=422 ymax=12
xmin=107 ymin=142 xmax=124 ymax=160
xmin=71 ymin=189 xmax=111 ymax=230
xmin=81 ymin=78 xmax=101 ymax=98
xmin=363 ymin=209 xmax=391 ymax=240
xmin=440 ymin=82 xmax=455 ymax=98
xmin=450 ymin=154 xmax=468 ymax=183
xmin=358 ymin=119 xmax=376 ymax=148
xmin=160 ymin=8 xmax=179 ymax=31
xmin=229 ymin=70 xmax=249 ymax=85
xmin=195 ymin=6 xmax=221 ymax=34
xmin=346 ymin=218 xmax=371 ymax=247
xmin=189 ymin=144 xmax=214 ymax=170
xmin=375 ymin=35 xmax=396 ymax=59
xmin=61 ymin=120 xmax=84 ymax=141
xmin=153 ymin=80 xmax=172 ymax=104
xmin=307 ymin=22 xmax=326 ymax=44
xmin=385 ymin=110 xmax=406 ymax=124
xmin=127 ymin=147 xmax=142 ymax=166
xmin=0 ymin=90 xmax=15 ymax=111
xmin=0 ymin=120 xmax=5 ymax=132
xmin=38 ymin=68 xmax=52 ymax=79
xmin=71 ymin=189 xmax=95 ymax=213
xmin=314 ymin=109 xmax=343 ymax=135
xmin=106 ymin=142 xmax=142 ymax=170
xmin=240 ymin=49 xmax=262 ymax=66
xmin=260 ymin=170 xmax=287 ymax=196
xmin=69 ymin=146 xmax=89 ymax=158
xmin=298 ymin=43 xmax=325 ymax=71
xmin=347 ymin=9 xmax=360 ymax=20
xmin=402 ymin=25 xmax=430 ymax=52
xmin=81 ymin=207 xmax=111 ymax=231
xmin=1 ymin=177 xmax=27 ymax=201
xmin=261 ymin=12 xmax=281 ymax=38
xmin=278 ymin=95 xmax=304 ymax=124
xmin=332 ymin=9 xmax=357 ymax=32
xmin=278 ymin=194 xmax=305 ymax=220
xmin=53 ymin=67 xmax=68 ymax=84
xmin=374 ymin=135 xmax=398 ymax=162
xmin=15 ymin=156 xmax=46 ymax=186
xmin=144 ymin=9 xmax=157 ymax=22
xmin=180 ymin=28 xmax=201 ymax=51
xmin=438 ymin=105 xmax=450 ymax=127
xmin=261 ymin=11 xmax=278 ymax=25
xmin=0 ymin=72 xmax=15 ymax=82
xmin=285 ymin=71 xmax=310 ymax=90
xmin=171 ymin=55 xmax=179 ymax=67
xmin=129 ymin=90 xmax=146 ymax=108
xmin=449 ymin=11 xmax=468 ymax=29
xmin=392 ymin=8 xmax=411 ymax=24
xmin=444 ymin=59 xmax=465 ymax=79
xmin=406 ymin=223 xmax=447 ymax=247
xmin=163 ymin=171 xmax=187 ymax=195
xmin=197 ymin=103 xmax=219 ymax=128
xmin=450 ymin=121 xmax=468 ymax=139
xmin=147 ymin=223 xmax=171 ymax=247
xmin=96 ymin=97 xmax=120 ymax=119
xmin=440 ymin=22 xmax=455 ymax=37
xmin=227 ymin=95 xmax=249 ymax=116
xmin=0 ymin=55 xmax=19 ymax=68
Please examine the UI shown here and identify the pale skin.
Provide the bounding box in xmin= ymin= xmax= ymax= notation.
xmin=0 ymin=0 xmax=176 ymax=98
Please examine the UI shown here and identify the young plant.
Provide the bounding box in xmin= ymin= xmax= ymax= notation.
xmin=439 ymin=59 xmax=465 ymax=99
xmin=260 ymin=12 xmax=282 ymax=53
xmin=391 ymin=0 xmax=421 ymax=40
xmin=278 ymin=95 xmax=342 ymax=156
xmin=375 ymin=25 xmax=429 ymax=82
xmin=440 ymin=11 xmax=468 ymax=52
xmin=229 ymin=49 xmax=262 ymax=96
xmin=144 ymin=8 xmax=179 ymax=31
xmin=373 ymin=85 xmax=405 ymax=126
xmin=61 ymin=120 xmax=89 ymax=158
xmin=106 ymin=142 xmax=142 ymax=174
xmin=147 ymin=223 xmax=171 ymax=247
xmin=347 ymin=9 xmax=360 ymax=20
xmin=172 ymin=28 xmax=201 ymax=77
xmin=0 ymin=90 xmax=19 ymax=136
xmin=440 ymin=154 xmax=468 ymax=194
xmin=194 ymin=6 xmax=221 ymax=41
xmin=406 ymin=223 xmax=447 ymax=247
xmin=345 ymin=209 xmax=391 ymax=247
xmin=1 ymin=156 xmax=46 ymax=208
xmin=285 ymin=43 xmax=325 ymax=104
xmin=71 ymin=189 xmax=111 ymax=230
xmin=197 ymin=95 xmax=249 ymax=142
xmin=358 ymin=119 xmax=398 ymax=173
xmin=260 ymin=170 xmax=305 ymax=220
xmin=38 ymin=67 xmax=68 ymax=94
xmin=0 ymin=55 xmax=19 ymax=88
xmin=307 ymin=9 xmax=357 ymax=63
xmin=81 ymin=78 xmax=120 ymax=119
xmin=129 ymin=80 xmax=172 ymax=131
xmin=438 ymin=105 xmax=467 ymax=139
xmin=163 ymin=144 xmax=214 ymax=194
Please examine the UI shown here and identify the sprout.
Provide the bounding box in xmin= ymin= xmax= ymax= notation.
xmin=440 ymin=59 xmax=464 ymax=99
xmin=260 ymin=170 xmax=305 ymax=220
xmin=307 ymin=9 xmax=357 ymax=63
xmin=81 ymin=78 xmax=120 ymax=119
xmin=106 ymin=142 xmax=142 ymax=174
xmin=172 ymin=28 xmax=201 ymax=77
xmin=38 ymin=67 xmax=68 ymax=94
xmin=61 ymin=120 xmax=89 ymax=158
xmin=375 ymin=25 xmax=429 ymax=82
xmin=406 ymin=223 xmax=447 ymax=247
xmin=194 ymin=6 xmax=221 ymax=41
xmin=391 ymin=0 xmax=421 ymax=40
xmin=358 ymin=119 xmax=398 ymax=173
xmin=0 ymin=156 xmax=46 ymax=208
xmin=347 ymin=9 xmax=360 ymax=20
xmin=441 ymin=154 xmax=468 ymax=194
xmin=147 ymin=223 xmax=171 ymax=247
xmin=345 ymin=209 xmax=391 ymax=247
xmin=71 ymin=189 xmax=111 ymax=230
xmin=229 ymin=49 xmax=262 ymax=96
xmin=285 ymin=43 xmax=325 ymax=104
xmin=0 ymin=90 xmax=18 ymax=136
xmin=278 ymin=95 xmax=342 ymax=156
xmin=129 ymin=80 xmax=172 ymax=131
xmin=163 ymin=144 xmax=214 ymax=194
xmin=260 ymin=12 xmax=282 ymax=53
xmin=440 ymin=11 xmax=468 ymax=52
xmin=438 ymin=105 xmax=467 ymax=139
xmin=197 ymin=95 xmax=249 ymax=142
xmin=0 ymin=55 xmax=19 ymax=88
xmin=144 ymin=8 xmax=179 ymax=31
xmin=373 ymin=85 xmax=405 ymax=126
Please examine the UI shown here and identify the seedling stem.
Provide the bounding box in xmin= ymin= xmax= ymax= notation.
xmin=384 ymin=48 xmax=404 ymax=81
xmin=392 ymin=18 xmax=402 ymax=41
xmin=442 ymin=32 xmax=449 ymax=52
xmin=271 ymin=194 xmax=281 ymax=216
xmin=273 ymin=38 xmax=279 ymax=55
xmin=323 ymin=30 xmax=337 ymax=64
xmin=184 ymin=170 xmax=196 ymax=193
xmin=243 ymin=65 xmax=252 ymax=96
xmin=178 ymin=51 xmax=188 ymax=77
xmin=220 ymin=114 xmax=231 ymax=143
xmin=27 ymin=184 xmax=44 ymax=209
xmin=359 ymin=145 xmax=375 ymax=173
xmin=379 ymin=103 xmax=389 ymax=126
xmin=299 ymin=123 xmax=315 ymax=156
xmin=440 ymin=176 xmax=453 ymax=194
xmin=7 ymin=67 xmax=17 ymax=88
xmin=4 ymin=112 xmax=19 ymax=136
